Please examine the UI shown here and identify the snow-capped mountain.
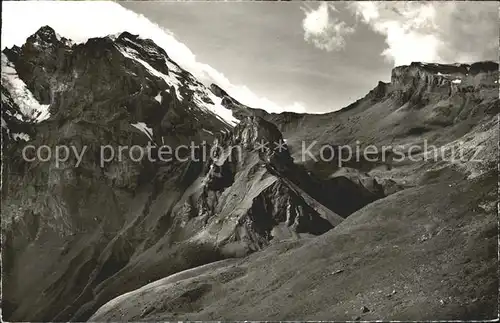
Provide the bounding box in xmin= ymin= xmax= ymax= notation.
xmin=1 ymin=26 xmax=498 ymax=322
xmin=1 ymin=26 xmax=358 ymax=321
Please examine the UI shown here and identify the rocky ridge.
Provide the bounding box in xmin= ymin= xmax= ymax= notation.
xmin=89 ymin=56 xmax=500 ymax=321
xmin=1 ymin=25 xmax=498 ymax=321
xmin=1 ymin=26 xmax=380 ymax=321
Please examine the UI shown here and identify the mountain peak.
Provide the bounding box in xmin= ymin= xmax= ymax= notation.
xmin=117 ymin=31 xmax=140 ymax=41
xmin=396 ymin=60 xmax=499 ymax=76
xmin=30 ymin=25 xmax=59 ymax=43
xmin=24 ymin=25 xmax=74 ymax=49
xmin=35 ymin=25 xmax=56 ymax=36
xmin=2 ymin=20 xmax=499 ymax=323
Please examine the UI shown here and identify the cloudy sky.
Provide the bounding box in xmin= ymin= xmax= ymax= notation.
xmin=2 ymin=1 xmax=498 ymax=113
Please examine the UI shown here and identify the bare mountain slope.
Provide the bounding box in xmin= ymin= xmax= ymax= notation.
xmin=1 ymin=27 xmax=378 ymax=321
xmin=212 ymin=60 xmax=498 ymax=192
xmin=90 ymin=49 xmax=499 ymax=321
xmin=91 ymin=169 xmax=498 ymax=321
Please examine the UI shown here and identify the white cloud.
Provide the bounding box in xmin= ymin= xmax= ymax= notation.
xmin=349 ymin=2 xmax=498 ymax=66
xmin=350 ymin=2 xmax=442 ymax=66
xmin=1 ymin=1 xmax=306 ymax=114
xmin=301 ymin=3 xmax=355 ymax=52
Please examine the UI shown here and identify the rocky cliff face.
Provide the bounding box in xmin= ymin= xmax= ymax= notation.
xmin=389 ymin=62 xmax=498 ymax=108
xmin=0 ymin=26 xmax=375 ymax=322
xmin=90 ymin=56 xmax=498 ymax=320
xmin=260 ymin=60 xmax=498 ymax=187
xmin=1 ymin=26 xmax=498 ymax=322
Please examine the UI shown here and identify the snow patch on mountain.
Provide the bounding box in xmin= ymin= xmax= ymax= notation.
xmin=116 ymin=45 xmax=183 ymax=100
xmin=205 ymin=94 xmax=239 ymax=126
xmin=131 ymin=122 xmax=154 ymax=141
xmin=154 ymin=92 xmax=162 ymax=103
xmin=190 ymin=84 xmax=239 ymax=127
xmin=202 ymin=129 xmax=214 ymax=135
xmin=165 ymin=59 xmax=182 ymax=74
xmin=1 ymin=53 xmax=51 ymax=122
xmin=12 ymin=133 xmax=30 ymax=141
xmin=5 ymin=109 xmax=24 ymax=121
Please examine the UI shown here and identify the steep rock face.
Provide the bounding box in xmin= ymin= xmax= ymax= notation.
xmin=3 ymin=24 xmax=497 ymax=323
xmin=263 ymin=61 xmax=498 ymax=194
xmin=175 ymin=116 xmax=343 ymax=251
xmin=86 ymin=53 xmax=499 ymax=323
xmin=91 ymin=169 xmax=498 ymax=321
xmin=1 ymin=26 xmax=368 ymax=322
xmin=390 ymin=62 xmax=498 ymax=108
xmin=209 ymin=82 xmax=268 ymax=119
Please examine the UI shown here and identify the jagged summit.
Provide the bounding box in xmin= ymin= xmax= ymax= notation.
xmin=407 ymin=60 xmax=499 ymax=74
xmin=117 ymin=31 xmax=140 ymax=40
xmin=209 ymin=83 xmax=229 ymax=98
xmin=2 ymin=26 xmax=241 ymax=136
xmin=31 ymin=25 xmax=58 ymax=41
xmin=393 ymin=61 xmax=499 ymax=81
xmin=1 ymin=26 xmax=362 ymax=321
xmin=25 ymin=25 xmax=73 ymax=48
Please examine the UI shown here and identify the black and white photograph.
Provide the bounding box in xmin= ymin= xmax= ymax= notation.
xmin=1 ymin=1 xmax=499 ymax=321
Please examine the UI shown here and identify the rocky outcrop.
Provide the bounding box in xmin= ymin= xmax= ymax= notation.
xmin=169 ymin=116 xmax=344 ymax=251
xmin=1 ymin=26 xmax=372 ymax=322
xmin=2 ymin=24 xmax=497 ymax=323
xmin=265 ymin=60 xmax=498 ymax=196
xmin=389 ymin=61 xmax=498 ymax=107
xmin=91 ymin=169 xmax=499 ymax=321
xmin=209 ymin=83 xmax=229 ymax=98
xmin=209 ymin=83 xmax=268 ymax=119
xmin=86 ymin=52 xmax=499 ymax=323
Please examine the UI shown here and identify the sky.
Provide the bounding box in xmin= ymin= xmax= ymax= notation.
xmin=2 ymin=1 xmax=498 ymax=114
